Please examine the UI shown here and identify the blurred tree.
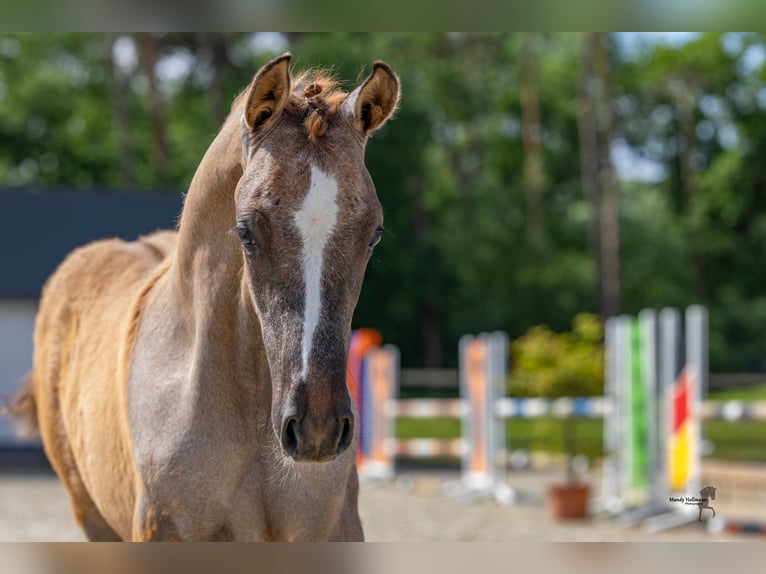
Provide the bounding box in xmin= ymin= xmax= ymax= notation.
xmin=107 ymin=34 xmax=136 ymax=187
xmin=576 ymin=33 xmax=623 ymax=320
xmin=521 ymin=33 xmax=546 ymax=249
xmin=593 ymin=32 xmax=622 ymax=320
xmin=577 ymin=33 xmax=601 ymax=313
xmin=2 ymin=32 xmax=766 ymax=371
xmin=0 ymin=34 xmax=119 ymax=187
xmin=137 ymin=33 xmax=169 ymax=182
xmin=509 ymin=312 xmax=604 ymax=397
xmin=618 ymin=32 xmax=766 ymax=369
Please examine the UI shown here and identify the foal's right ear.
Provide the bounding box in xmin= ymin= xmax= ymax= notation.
xmin=243 ymin=53 xmax=291 ymax=133
xmin=343 ymin=61 xmax=401 ymax=136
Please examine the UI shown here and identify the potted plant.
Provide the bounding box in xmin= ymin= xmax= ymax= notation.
xmin=546 ymin=415 xmax=591 ymax=519
xmin=508 ymin=313 xmax=604 ymax=520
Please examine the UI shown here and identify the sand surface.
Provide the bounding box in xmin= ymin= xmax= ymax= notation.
xmin=0 ymin=465 xmax=751 ymax=542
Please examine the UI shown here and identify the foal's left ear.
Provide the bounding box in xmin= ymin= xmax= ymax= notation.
xmin=343 ymin=61 xmax=401 ymax=136
xmin=243 ymin=53 xmax=292 ymax=133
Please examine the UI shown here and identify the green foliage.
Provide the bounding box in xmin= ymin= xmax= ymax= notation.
xmin=3 ymin=33 xmax=766 ymax=371
xmin=0 ymin=34 xmax=119 ymax=187
xmin=509 ymin=313 xmax=604 ymax=398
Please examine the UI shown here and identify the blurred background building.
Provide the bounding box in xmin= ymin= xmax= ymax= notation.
xmin=0 ymin=189 xmax=181 ymax=444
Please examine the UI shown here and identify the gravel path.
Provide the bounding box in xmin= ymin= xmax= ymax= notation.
xmin=0 ymin=467 xmax=746 ymax=542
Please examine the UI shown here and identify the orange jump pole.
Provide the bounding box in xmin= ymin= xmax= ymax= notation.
xmin=455 ymin=331 xmax=513 ymax=504
xmin=346 ymin=328 xmax=382 ymax=466
xmin=359 ymin=344 xmax=400 ymax=481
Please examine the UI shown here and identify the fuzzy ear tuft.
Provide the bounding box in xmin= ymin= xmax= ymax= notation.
xmin=345 ymin=61 xmax=400 ymax=136
xmin=243 ymin=53 xmax=292 ymax=132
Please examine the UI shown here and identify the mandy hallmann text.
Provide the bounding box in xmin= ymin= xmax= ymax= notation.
xmin=669 ymin=496 xmax=708 ymax=504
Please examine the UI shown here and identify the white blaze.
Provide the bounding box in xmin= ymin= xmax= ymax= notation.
xmin=294 ymin=165 xmax=339 ymax=380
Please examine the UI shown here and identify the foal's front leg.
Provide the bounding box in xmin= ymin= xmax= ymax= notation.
xmin=328 ymin=470 xmax=364 ymax=541
xmin=329 ymin=511 xmax=364 ymax=541
xmin=132 ymin=492 xmax=235 ymax=541
xmin=132 ymin=494 xmax=183 ymax=541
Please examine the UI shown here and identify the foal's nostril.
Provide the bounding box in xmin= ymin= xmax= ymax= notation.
xmin=281 ymin=417 xmax=300 ymax=456
xmin=281 ymin=411 xmax=352 ymax=461
xmin=336 ymin=416 xmax=353 ymax=454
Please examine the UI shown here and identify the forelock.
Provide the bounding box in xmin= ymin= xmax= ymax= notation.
xmin=231 ymin=67 xmax=350 ymax=144
xmin=287 ymin=70 xmax=348 ymax=142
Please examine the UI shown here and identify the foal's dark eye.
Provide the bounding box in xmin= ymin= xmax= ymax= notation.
xmin=368 ymin=226 xmax=384 ymax=248
xmin=231 ymin=225 xmax=259 ymax=253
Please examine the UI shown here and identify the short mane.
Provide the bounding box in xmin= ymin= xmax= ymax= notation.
xmin=232 ymin=68 xmax=348 ymax=142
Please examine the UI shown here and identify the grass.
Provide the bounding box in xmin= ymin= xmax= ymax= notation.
xmin=396 ymin=417 xmax=459 ymax=439
xmin=394 ymin=385 xmax=766 ymax=463
xmin=704 ymin=420 xmax=766 ymax=462
xmin=705 ymin=386 xmax=766 ymax=462
xmin=396 ymin=414 xmax=766 ymax=463
xmin=396 ymin=417 xmax=603 ymax=458
xmin=708 ymin=383 xmax=766 ymax=401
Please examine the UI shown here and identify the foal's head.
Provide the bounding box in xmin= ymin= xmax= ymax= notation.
xmin=232 ymin=54 xmax=400 ymax=462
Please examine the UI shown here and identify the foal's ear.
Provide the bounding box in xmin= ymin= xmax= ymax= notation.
xmin=243 ymin=53 xmax=291 ymax=133
xmin=344 ymin=61 xmax=401 ymax=136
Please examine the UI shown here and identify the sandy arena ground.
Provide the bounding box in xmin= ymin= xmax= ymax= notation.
xmin=0 ymin=463 xmax=757 ymax=542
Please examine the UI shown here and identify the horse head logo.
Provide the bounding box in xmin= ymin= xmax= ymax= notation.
xmin=698 ymin=486 xmax=717 ymax=521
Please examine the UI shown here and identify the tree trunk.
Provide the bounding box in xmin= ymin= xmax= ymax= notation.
xmin=593 ymin=33 xmax=621 ymax=319
xmin=419 ymin=299 xmax=443 ymax=368
xmin=520 ymin=33 xmax=545 ymax=248
xmin=138 ymin=33 xmax=169 ymax=181
xmin=670 ymin=82 xmax=705 ymax=299
xmin=576 ymin=32 xmax=602 ymax=311
xmin=108 ymin=34 xmax=136 ymax=188
xmin=198 ymin=33 xmax=229 ymax=127
xmin=410 ymin=176 xmax=443 ymax=367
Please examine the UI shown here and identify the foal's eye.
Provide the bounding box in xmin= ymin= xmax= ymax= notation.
xmin=368 ymin=226 xmax=384 ymax=248
xmin=231 ymin=225 xmax=259 ymax=253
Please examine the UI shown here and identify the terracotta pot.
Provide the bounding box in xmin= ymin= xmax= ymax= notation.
xmin=548 ymin=483 xmax=590 ymax=520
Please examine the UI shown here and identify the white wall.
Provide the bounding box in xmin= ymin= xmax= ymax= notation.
xmin=0 ymin=300 xmax=39 ymax=445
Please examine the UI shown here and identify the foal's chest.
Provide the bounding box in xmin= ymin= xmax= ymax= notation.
xmin=226 ymin=456 xmax=352 ymax=541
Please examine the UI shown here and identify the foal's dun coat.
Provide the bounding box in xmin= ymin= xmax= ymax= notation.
xmin=9 ymin=54 xmax=400 ymax=541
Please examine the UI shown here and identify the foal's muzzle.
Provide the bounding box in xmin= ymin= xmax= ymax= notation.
xmin=280 ymin=406 xmax=354 ymax=462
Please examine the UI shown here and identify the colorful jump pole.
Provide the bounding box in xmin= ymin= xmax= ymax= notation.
xmin=456 ymin=331 xmax=512 ymax=503
xmin=642 ymin=305 xmax=708 ymax=532
xmin=354 ymin=330 xmax=511 ymax=499
xmin=610 ymin=312 xmax=655 ymax=513
xmin=346 ymin=328 xmax=383 ymax=466
xmin=667 ymin=305 xmax=707 ymax=497
xmin=460 ymin=334 xmax=491 ymax=491
xmin=627 ymin=313 xmax=651 ymax=499
xmin=657 ymin=307 xmax=681 ymax=506
xmin=658 ymin=305 xmax=708 ymax=500
xmin=604 ymin=306 xmax=708 ymax=531
xmin=601 ymin=316 xmax=622 ymax=513
xmin=359 ymin=344 xmax=399 ymax=481
xmin=640 ymin=308 xmax=660 ymax=509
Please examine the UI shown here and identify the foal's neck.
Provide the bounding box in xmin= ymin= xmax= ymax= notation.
xmin=171 ymin=112 xmax=265 ymax=355
xmin=164 ymin=111 xmax=270 ymax=421
xmin=173 ymin=113 xmax=245 ymax=306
